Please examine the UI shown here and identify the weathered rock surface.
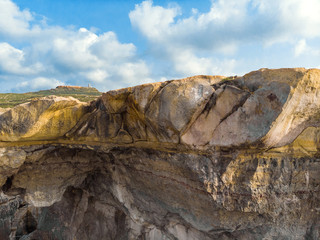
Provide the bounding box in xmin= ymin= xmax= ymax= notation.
xmin=0 ymin=68 xmax=319 ymax=239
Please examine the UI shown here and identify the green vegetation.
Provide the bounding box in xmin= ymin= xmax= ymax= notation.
xmin=0 ymin=86 xmax=102 ymax=108
xmin=221 ymin=76 xmax=238 ymax=82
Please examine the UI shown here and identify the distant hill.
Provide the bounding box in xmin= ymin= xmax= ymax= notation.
xmin=0 ymin=86 xmax=101 ymax=108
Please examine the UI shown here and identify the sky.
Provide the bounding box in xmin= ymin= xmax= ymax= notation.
xmin=0 ymin=0 xmax=320 ymax=93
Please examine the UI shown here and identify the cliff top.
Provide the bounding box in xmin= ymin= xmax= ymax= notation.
xmin=0 ymin=67 xmax=319 ymax=154
xmin=0 ymin=85 xmax=101 ymax=108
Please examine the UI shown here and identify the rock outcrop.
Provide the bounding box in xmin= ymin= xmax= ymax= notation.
xmin=0 ymin=68 xmax=319 ymax=239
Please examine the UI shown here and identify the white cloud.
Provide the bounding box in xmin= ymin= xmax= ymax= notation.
xmin=277 ymin=0 xmax=320 ymax=38
xmin=51 ymin=29 xmax=100 ymax=71
xmin=0 ymin=0 xmax=33 ymax=38
xmin=17 ymin=77 xmax=65 ymax=91
xmin=169 ymin=48 xmax=236 ymax=76
xmin=294 ymin=39 xmax=307 ymax=57
xmin=116 ymin=61 xmax=151 ymax=84
xmin=0 ymin=42 xmax=42 ymax=74
xmin=129 ymin=0 xmax=242 ymax=76
xmin=90 ymin=32 xmax=136 ymax=62
xmin=0 ymin=0 xmax=152 ymax=92
xmin=85 ymin=69 xmax=109 ymax=83
xmin=294 ymin=39 xmax=320 ymax=57
xmin=130 ymin=1 xmax=180 ymax=40
xmin=130 ymin=0 xmax=251 ymax=51
xmin=130 ymin=0 xmax=320 ymax=77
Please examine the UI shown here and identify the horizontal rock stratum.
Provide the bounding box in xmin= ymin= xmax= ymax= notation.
xmin=0 ymin=68 xmax=319 ymax=239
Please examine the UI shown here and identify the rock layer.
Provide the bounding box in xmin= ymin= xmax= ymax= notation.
xmin=0 ymin=68 xmax=319 ymax=239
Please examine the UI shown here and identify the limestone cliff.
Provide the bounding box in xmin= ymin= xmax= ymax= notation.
xmin=0 ymin=68 xmax=319 ymax=240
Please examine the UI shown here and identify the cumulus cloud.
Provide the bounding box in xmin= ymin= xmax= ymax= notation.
xmin=16 ymin=77 xmax=65 ymax=91
xmin=0 ymin=0 xmax=33 ymax=38
xmin=0 ymin=0 xmax=152 ymax=92
xmin=294 ymin=39 xmax=320 ymax=57
xmin=294 ymin=39 xmax=307 ymax=57
xmin=129 ymin=1 xmax=180 ymax=41
xmin=85 ymin=69 xmax=109 ymax=83
xmin=130 ymin=0 xmax=320 ymax=76
xmin=273 ymin=0 xmax=320 ymax=38
xmin=129 ymin=0 xmax=245 ymax=76
xmin=169 ymin=48 xmax=236 ymax=77
xmin=0 ymin=42 xmax=42 ymax=75
xmin=90 ymin=32 xmax=136 ymax=62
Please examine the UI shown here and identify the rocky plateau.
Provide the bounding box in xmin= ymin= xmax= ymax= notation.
xmin=0 ymin=68 xmax=319 ymax=239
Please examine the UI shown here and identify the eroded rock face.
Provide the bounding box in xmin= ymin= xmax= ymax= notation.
xmin=0 ymin=68 xmax=319 ymax=239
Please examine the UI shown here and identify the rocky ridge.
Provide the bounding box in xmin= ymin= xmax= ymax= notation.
xmin=0 ymin=68 xmax=319 ymax=239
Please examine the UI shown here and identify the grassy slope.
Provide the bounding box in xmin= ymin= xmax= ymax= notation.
xmin=0 ymin=87 xmax=102 ymax=108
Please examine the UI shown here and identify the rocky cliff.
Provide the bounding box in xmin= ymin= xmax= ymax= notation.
xmin=0 ymin=68 xmax=319 ymax=240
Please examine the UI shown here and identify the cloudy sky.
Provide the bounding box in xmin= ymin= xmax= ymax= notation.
xmin=0 ymin=0 xmax=319 ymax=92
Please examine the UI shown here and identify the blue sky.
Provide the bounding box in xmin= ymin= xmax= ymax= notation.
xmin=0 ymin=0 xmax=319 ymax=93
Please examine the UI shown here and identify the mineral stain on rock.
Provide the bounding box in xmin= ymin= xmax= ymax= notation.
xmin=0 ymin=68 xmax=319 ymax=239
